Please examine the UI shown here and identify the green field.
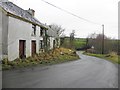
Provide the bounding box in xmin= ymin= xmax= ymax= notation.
xmin=74 ymin=38 xmax=86 ymax=49
xmin=61 ymin=37 xmax=86 ymax=49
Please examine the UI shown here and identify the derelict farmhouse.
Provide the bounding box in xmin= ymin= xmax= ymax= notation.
xmin=0 ymin=0 xmax=58 ymax=61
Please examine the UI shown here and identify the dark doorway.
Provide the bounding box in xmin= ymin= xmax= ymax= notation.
xmin=53 ymin=40 xmax=55 ymax=49
xmin=31 ymin=40 xmax=36 ymax=56
xmin=19 ymin=40 xmax=26 ymax=59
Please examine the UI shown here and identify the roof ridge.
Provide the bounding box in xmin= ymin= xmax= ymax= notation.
xmin=0 ymin=0 xmax=9 ymax=2
xmin=0 ymin=1 xmax=47 ymax=28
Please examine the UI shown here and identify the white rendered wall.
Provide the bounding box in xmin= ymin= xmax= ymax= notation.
xmin=0 ymin=10 xmax=2 ymax=90
xmin=0 ymin=10 xmax=2 ymax=61
xmin=49 ymin=37 xmax=55 ymax=50
xmin=8 ymin=16 xmax=43 ymax=61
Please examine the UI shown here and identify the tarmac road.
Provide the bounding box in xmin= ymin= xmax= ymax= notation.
xmin=2 ymin=51 xmax=118 ymax=88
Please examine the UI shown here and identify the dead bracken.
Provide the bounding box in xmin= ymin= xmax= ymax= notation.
xmin=2 ymin=48 xmax=80 ymax=70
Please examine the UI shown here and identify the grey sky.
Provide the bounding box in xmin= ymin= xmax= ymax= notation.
xmin=9 ymin=0 xmax=118 ymax=38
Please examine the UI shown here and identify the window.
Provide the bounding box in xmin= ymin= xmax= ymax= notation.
xmin=40 ymin=29 xmax=43 ymax=36
xmin=32 ymin=24 xmax=36 ymax=36
xmin=40 ymin=27 xmax=44 ymax=36
xmin=39 ymin=40 xmax=43 ymax=49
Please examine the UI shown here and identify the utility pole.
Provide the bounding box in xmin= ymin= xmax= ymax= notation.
xmin=102 ymin=24 xmax=104 ymax=54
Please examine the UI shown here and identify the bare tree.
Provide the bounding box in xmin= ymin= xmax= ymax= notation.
xmin=49 ymin=24 xmax=65 ymax=37
xmin=70 ymin=30 xmax=75 ymax=49
xmin=49 ymin=24 xmax=65 ymax=48
xmin=87 ymin=33 xmax=118 ymax=54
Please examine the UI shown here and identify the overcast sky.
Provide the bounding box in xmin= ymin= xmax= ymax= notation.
xmin=9 ymin=0 xmax=119 ymax=39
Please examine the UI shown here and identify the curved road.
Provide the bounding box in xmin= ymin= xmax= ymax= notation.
xmin=3 ymin=51 xmax=118 ymax=88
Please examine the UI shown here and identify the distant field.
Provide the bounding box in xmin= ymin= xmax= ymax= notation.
xmin=74 ymin=38 xmax=86 ymax=49
xmin=61 ymin=38 xmax=86 ymax=49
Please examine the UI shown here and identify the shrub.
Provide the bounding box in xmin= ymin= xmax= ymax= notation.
xmin=2 ymin=58 xmax=9 ymax=65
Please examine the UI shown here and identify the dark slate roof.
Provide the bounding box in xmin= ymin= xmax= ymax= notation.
xmin=0 ymin=1 xmax=46 ymax=28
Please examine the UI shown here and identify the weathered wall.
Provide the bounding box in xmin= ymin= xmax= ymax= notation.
xmin=49 ymin=37 xmax=55 ymax=50
xmin=118 ymin=2 xmax=120 ymax=56
xmin=0 ymin=9 xmax=8 ymax=60
xmin=0 ymin=10 xmax=2 ymax=61
xmin=0 ymin=9 xmax=2 ymax=90
xmin=2 ymin=11 xmax=8 ymax=59
xmin=8 ymin=16 xmax=43 ymax=61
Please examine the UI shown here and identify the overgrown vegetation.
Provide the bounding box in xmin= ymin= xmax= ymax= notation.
xmin=84 ymin=33 xmax=120 ymax=64
xmin=84 ymin=52 xmax=119 ymax=64
xmin=2 ymin=48 xmax=80 ymax=70
xmin=86 ymin=33 xmax=119 ymax=54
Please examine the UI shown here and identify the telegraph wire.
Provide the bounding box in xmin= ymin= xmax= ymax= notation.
xmin=41 ymin=0 xmax=101 ymax=25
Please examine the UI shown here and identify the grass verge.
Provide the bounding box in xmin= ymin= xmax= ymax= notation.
xmin=2 ymin=48 xmax=80 ymax=70
xmin=83 ymin=52 xmax=119 ymax=64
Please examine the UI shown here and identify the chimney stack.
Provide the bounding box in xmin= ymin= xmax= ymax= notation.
xmin=27 ymin=8 xmax=35 ymax=17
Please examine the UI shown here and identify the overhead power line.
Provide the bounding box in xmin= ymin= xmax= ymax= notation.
xmin=41 ymin=0 xmax=101 ymax=25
